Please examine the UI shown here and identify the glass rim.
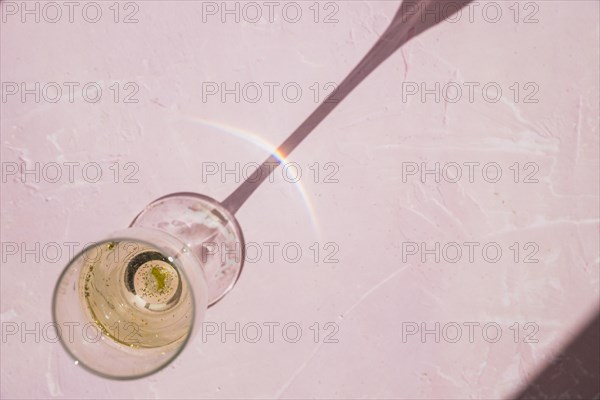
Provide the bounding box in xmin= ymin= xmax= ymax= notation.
xmin=51 ymin=231 xmax=203 ymax=380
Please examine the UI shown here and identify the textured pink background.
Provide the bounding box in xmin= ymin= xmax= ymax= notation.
xmin=1 ymin=1 xmax=599 ymax=398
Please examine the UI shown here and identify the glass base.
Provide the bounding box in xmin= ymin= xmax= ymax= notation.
xmin=130 ymin=192 xmax=245 ymax=307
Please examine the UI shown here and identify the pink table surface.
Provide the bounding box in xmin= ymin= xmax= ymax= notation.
xmin=1 ymin=1 xmax=599 ymax=398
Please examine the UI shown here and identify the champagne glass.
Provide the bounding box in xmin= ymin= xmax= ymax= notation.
xmin=52 ymin=193 xmax=243 ymax=379
xmin=52 ymin=0 xmax=472 ymax=379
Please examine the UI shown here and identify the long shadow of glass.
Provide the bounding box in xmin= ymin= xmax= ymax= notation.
xmin=222 ymin=0 xmax=474 ymax=214
xmin=515 ymin=312 xmax=600 ymax=399
xmin=220 ymin=4 xmax=600 ymax=394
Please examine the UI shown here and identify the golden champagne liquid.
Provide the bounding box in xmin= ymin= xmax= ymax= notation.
xmin=79 ymin=241 xmax=193 ymax=349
